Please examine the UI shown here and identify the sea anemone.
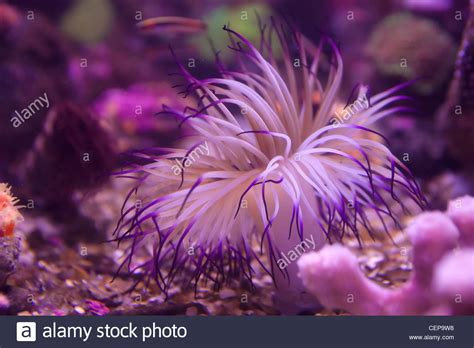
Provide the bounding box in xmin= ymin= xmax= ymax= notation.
xmin=0 ymin=184 xmax=22 ymax=238
xmin=0 ymin=183 xmax=22 ymax=285
xmin=114 ymin=19 xmax=425 ymax=312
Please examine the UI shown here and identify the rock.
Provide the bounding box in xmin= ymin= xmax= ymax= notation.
xmin=73 ymin=306 xmax=86 ymax=315
xmin=218 ymin=288 xmax=236 ymax=300
xmin=0 ymin=236 xmax=21 ymax=285
xmin=185 ymin=306 xmax=198 ymax=316
xmin=85 ymin=299 xmax=110 ymax=316
xmin=0 ymin=292 xmax=10 ymax=311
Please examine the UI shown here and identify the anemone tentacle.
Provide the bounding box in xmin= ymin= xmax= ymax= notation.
xmin=114 ymin=19 xmax=425 ymax=293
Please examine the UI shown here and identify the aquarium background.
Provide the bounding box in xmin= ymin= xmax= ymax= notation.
xmin=0 ymin=0 xmax=473 ymax=316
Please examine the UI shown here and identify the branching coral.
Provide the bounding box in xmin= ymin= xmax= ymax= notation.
xmin=298 ymin=196 xmax=474 ymax=315
xmin=114 ymin=19 xmax=424 ymax=312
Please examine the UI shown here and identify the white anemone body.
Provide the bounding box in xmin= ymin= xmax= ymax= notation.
xmin=116 ymin=23 xmax=424 ymax=305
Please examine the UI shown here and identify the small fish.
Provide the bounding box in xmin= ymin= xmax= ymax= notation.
xmin=137 ymin=16 xmax=206 ymax=34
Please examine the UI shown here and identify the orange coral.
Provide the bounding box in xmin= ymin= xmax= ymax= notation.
xmin=0 ymin=184 xmax=22 ymax=238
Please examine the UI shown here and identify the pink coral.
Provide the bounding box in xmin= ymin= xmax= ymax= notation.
xmin=298 ymin=196 xmax=474 ymax=315
xmin=405 ymin=212 xmax=459 ymax=286
xmin=297 ymin=244 xmax=391 ymax=315
xmin=447 ymin=195 xmax=474 ymax=246
xmin=433 ymin=249 xmax=474 ymax=315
